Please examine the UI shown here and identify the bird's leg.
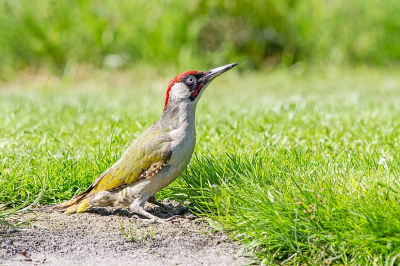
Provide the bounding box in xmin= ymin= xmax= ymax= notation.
xmin=148 ymin=196 xmax=181 ymax=222
xmin=147 ymin=196 xmax=173 ymax=211
xmin=129 ymin=196 xmax=180 ymax=223
xmin=129 ymin=198 xmax=166 ymax=224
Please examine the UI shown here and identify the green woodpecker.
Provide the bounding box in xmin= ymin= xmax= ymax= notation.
xmin=55 ymin=63 xmax=238 ymax=222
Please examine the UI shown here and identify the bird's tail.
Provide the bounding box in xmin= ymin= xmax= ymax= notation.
xmin=47 ymin=188 xmax=93 ymax=214
xmin=44 ymin=167 xmax=115 ymax=214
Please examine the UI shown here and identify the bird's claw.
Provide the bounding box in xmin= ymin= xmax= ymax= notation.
xmin=144 ymin=217 xmax=168 ymax=224
xmin=165 ymin=215 xmax=181 ymax=222
xmin=133 ymin=215 xmax=181 ymax=224
xmin=131 ymin=214 xmax=141 ymax=219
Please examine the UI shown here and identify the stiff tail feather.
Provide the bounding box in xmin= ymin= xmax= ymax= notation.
xmin=41 ymin=167 xmax=116 ymax=214
xmin=43 ymin=187 xmax=94 ymax=214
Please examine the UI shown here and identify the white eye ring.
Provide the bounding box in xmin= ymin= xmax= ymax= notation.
xmin=187 ymin=76 xmax=195 ymax=84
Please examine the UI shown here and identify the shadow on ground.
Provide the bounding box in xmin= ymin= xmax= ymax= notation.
xmin=0 ymin=200 xmax=251 ymax=266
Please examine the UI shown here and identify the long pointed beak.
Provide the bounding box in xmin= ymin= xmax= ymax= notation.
xmin=203 ymin=62 xmax=238 ymax=82
xmin=189 ymin=63 xmax=238 ymax=101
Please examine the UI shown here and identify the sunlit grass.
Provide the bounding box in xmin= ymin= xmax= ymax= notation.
xmin=1 ymin=68 xmax=400 ymax=264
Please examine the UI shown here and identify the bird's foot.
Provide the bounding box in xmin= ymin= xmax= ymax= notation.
xmin=131 ymin=214 xmax=141 ymax=219
xmin=147 ymin=196 xmax=174 ymax=211
xmin=165 ymin=215 xmax=181 ymax=222
xmin=141 ymin=215 xmax=181 ymax=224
xmin=130 ymin=197 xmax=181 ymax=223
xmin=129 ymin=212 xmax=167 ymax=224
xmin=130 ymin=201 xmax=169 ymax=224
xmin=130 ymin=211 xmax=181 ymax=224
xmin=142 ymin=217 xmax=168 ymax=224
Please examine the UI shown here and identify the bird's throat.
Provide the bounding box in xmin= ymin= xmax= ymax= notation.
xmin=160 ymin=101 xmax=196 ymax=132
xmin=189 ymin=83 xmax=204 ymax=101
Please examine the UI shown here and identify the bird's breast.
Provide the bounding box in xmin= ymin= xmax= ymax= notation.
xmin=167 ymin=121 xmax=196 ymax=175
xmin=138 ymin=126 xmax=195 ymax=197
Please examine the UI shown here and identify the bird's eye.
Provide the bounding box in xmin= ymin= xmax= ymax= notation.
xmin=187 ymin=76 xmax=195 ymax=84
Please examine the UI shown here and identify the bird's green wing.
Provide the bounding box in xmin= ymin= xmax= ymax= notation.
xmin=86 ymin=124 xmax=172 ymax=196
xmin=58 ymin=123 xmax=172 ymax=214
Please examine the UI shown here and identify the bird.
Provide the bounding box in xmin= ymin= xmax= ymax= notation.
xmin=54 ymin=63 xmax=238 ymax=222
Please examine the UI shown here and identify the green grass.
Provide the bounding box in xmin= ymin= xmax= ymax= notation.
xmin=1 ymin=67 xmax=400 ymax=264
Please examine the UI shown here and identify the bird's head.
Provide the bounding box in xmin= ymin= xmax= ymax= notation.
xmin=164 ymin=63 xmax=238 ymax=109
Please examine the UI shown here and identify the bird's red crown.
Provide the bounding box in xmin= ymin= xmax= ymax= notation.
xmin=165 ymin=71 xmax=199 ymax=108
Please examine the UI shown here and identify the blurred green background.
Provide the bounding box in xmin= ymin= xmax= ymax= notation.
xmin=0 ymin=0 xmax=399 ymax=80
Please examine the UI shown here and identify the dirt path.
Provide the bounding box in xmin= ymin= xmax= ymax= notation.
xmin=0 ymin=201 xmax=251 ymax=266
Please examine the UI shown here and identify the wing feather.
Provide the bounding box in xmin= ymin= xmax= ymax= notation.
xmin=89 ymin=124 xmax=172 ymax=194
xmin=57 ymin=122 xmax=172 ymax=212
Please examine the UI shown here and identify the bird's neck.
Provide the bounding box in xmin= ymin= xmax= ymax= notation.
xmin=159 ymin=101 xmax=197 ymax=132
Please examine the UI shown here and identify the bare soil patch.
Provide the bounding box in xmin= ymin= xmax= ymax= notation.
xmin=0 ymin=200 xmax=251 ymax=265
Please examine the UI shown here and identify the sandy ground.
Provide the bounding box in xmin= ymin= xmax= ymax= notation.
xmin=0 ymin=200 xmax=252 ymax=266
